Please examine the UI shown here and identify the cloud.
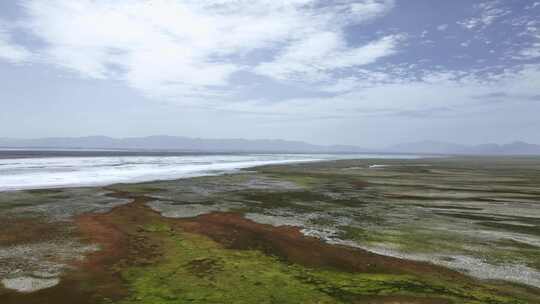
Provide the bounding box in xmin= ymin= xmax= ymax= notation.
xmin=526 ymin=2 xmax=540 ymax=9
xmin=458 ymin=1 xmax=510 ymax=30
xmin=12 ymin=0 xmax=396 ymax=101
xmin=528 ymin=94 xmax=540 ymax=101
xmin=347 ymin=0 xmax=395 ymax=21
xmin=437 ymin=24 xmax=448 ymax=31
xmin=516 ymin=29 xmax=540 ymax=60
xmin=2 ymin=0 xmax=538 ymax=127
xmin=471 ymin=91 xmax=540 ymax=103
xmin=254 ymin=34 xmax=404 ymax=82
xmin=471 ymin=92 xmax=509 ymax=99
xmin=319 ymin=77 xmax=362 ymax=93
xmin=0 ymin=25 xmax=31 ymax=63
xmin=218 ymin=64 xmax=540 ymax=122
xmin=519 ymin=44 xmax=540 ymax=59
xmin=510 ymin=15 xmax=540 ymax=60
xmin=394 ymin=106 xmax=455 ymax=118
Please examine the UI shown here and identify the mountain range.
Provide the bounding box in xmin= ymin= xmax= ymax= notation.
xmin=0 ymin=136 xmax=368 ymax=153
xmin=386 ymin=140 xmax=540 ymax=155
xmin=1 ymin=136 xmax=540 ymax=155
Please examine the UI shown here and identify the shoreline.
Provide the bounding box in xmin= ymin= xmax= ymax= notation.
xmin=0 ymin=154 xmax=347 ymax=192
xmin=0 ymin=153 xmax=425 ymax=192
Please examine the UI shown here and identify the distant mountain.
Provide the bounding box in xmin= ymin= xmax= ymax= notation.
xmin=3 ymin=136 xmax=539 ymax=155
xmin=386 ymin=140 xmax=468 ymax=154
xmin=387 ymin=140 xmax=540 ymax=155
xmin=0 ymin=136 xmax=370 ymax=153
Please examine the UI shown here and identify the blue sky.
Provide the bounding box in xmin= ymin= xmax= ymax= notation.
xmin=0 ymin=0 xmax=539 ymax=147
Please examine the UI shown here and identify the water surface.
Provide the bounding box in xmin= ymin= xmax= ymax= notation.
xmin=0 ymin=150 xmax=419 ymax=191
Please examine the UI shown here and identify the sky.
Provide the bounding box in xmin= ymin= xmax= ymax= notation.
xmin=0 ymin=0 xmax=539 ymax=148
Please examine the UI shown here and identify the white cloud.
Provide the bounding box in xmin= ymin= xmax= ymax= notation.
xmin=254 ymin=34 xmax=403 ymax=82
xmin=8 ymin=0 xmax=534 ymax=121
xmin=219 ymin=64 xmax=540 ymax=123
xmin=0 ymin=26 xmax=31 ymax=63
xmin=348 ymin=0 xmax=395 ymax=21
xmin=458 ymin=1 xmax=510 ymax=30
xmin=526 ymin=2 xmax=540 ymax=9
xmin=515 ymin=21 xmax=540 ymax=60
xmin=13 ymin=0 xmax=396 ymax=101
xmin=437 ymin=24 xmax=448 ymax=31
xmin=513 ymin=22 xmax=540 ymax=60
xmin=518 ymin=42 xmax=540 ymax=59
xmin=319 ymin=77 xmax=361 ymax=93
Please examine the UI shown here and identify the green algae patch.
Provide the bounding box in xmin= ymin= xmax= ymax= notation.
xmin=241 ymin=191 xmax=329 ymax=208
xmin=141 ymin=223 xmax=172 ymax=233
xmin=118 ymin=226 xmax=337 ymax=304
xmin=264 ymin=173 xmax=325 ymax=188
xmin=108 ymin=183 xmax=165 ymax=194
xmin=116 ymin=223 xmax=531 ymax=304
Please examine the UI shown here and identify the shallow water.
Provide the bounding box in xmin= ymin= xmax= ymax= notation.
xmin=0 ymin=152 xmax=419 ymax=191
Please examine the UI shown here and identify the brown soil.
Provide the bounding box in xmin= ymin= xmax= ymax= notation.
xmin=0 ymin=217 xmax=67 ymax=246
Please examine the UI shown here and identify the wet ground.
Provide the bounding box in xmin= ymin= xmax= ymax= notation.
xmin=1 ymin=157 xmax=540 ymax=303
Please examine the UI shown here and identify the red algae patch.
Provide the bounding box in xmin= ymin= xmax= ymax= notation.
xmin=75 ymin=212 xmax=126 ymax=268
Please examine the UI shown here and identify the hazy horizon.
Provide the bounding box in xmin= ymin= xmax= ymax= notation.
xmin=1 ymin=134 xmax=540 ymax=148
xmin=2 ymin=135 xmax=540 ymax=156
xmin=1 ymin=1 xmax=540 ymax=146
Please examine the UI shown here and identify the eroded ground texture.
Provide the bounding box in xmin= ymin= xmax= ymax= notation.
xmin=1 ymin=157 xmax=540 ymax=303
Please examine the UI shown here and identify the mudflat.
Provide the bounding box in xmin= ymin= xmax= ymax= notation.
xmin=1 ymin=157 xmax=540 ymax=303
